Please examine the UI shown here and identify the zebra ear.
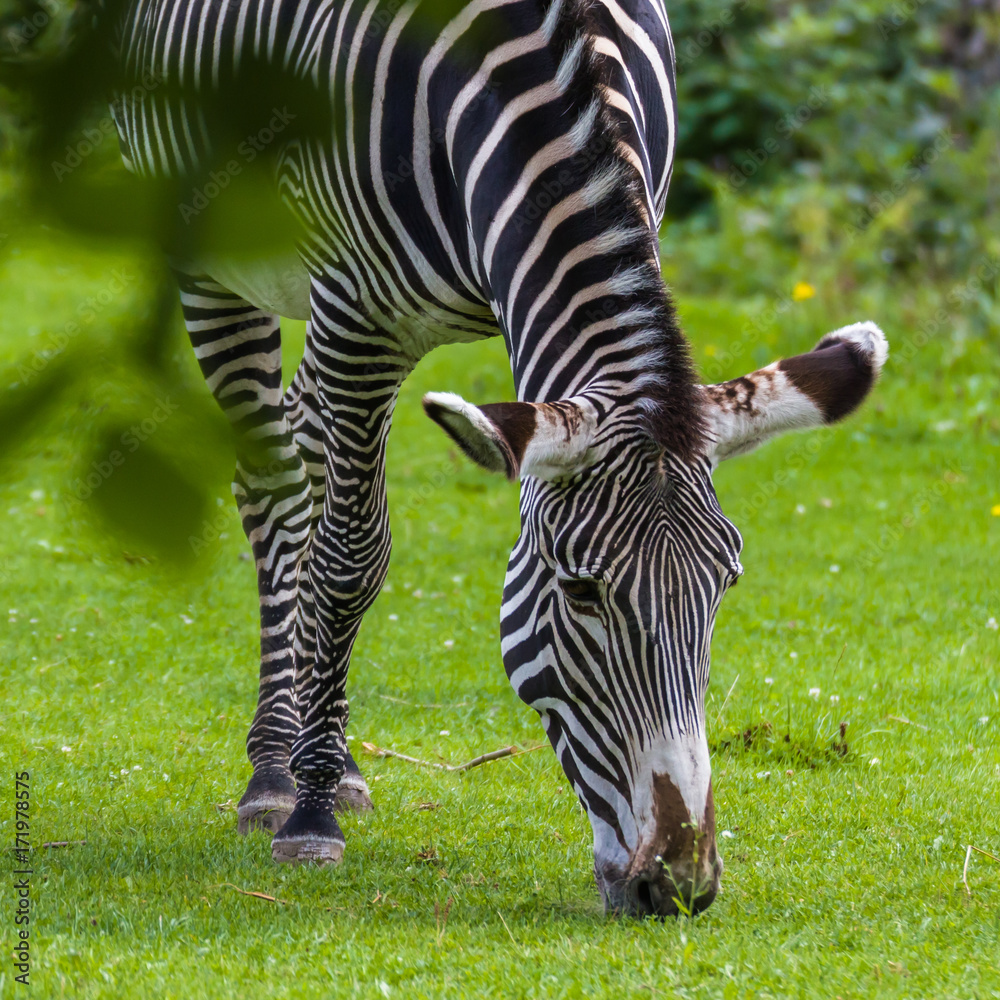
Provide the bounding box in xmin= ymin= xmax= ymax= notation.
xmin=422 ymin=393 xmax=600 ymax=481
xmin=703 ymin=321 xmax=888 ymax=464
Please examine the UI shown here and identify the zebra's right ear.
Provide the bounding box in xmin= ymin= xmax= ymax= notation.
xmin=422 ymin=393 xmax=601 ymax=481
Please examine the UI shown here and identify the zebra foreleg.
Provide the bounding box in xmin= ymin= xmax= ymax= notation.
xmin=282 ymin=334 xmax=375 ymax=819
xmin=176 ymin=271 xmax=308 ymax=834
xmin=270 ymin=313 xmax=406 ymax=864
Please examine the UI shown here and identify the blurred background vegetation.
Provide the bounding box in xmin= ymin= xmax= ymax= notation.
xmin=0 ymin=0 xmax=997 ymax=555
xmin=664 ymin=0 xmax=1000 ymax=298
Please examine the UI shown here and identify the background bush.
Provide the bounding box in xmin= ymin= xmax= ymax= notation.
xmin=664 ymin=0 xmax=1000 ymax=295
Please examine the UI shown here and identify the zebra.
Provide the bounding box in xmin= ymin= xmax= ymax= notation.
xmin=108 ymin=0 xmax=888 ymax=916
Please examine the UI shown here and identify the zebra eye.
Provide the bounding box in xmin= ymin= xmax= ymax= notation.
xmin=559 ymin=578 xmax=602 ymax=605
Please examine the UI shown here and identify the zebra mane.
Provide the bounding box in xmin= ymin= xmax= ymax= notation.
xmin=543 ymin=0 xmax=706 ymax=458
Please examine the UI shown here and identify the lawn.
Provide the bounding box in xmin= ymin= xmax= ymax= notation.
xmin=1 ymin=229 xmax=998 ymax=999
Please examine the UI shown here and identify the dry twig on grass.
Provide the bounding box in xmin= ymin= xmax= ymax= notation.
xmin=361 ymin=741 xmax=546 ymax=772
xmin=41 ymin=840 xmax=87 ymax=848
xmin=210 ymin=883 xmax=288 ymax=904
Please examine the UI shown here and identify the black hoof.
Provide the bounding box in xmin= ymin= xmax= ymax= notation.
xmin=237 ymin=767 xmax=296 ymax=835
xmin=335 ymin=751 xmax=373 ymax=812
xmin=271 ymin=789 xmax=345 ymax=866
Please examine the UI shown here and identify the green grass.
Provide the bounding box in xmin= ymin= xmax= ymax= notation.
xmin=1 ymin=230 xmax=998 ymax=999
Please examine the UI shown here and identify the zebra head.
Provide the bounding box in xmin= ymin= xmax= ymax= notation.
xmin=425 ymin=322 xmax=887 ymax=917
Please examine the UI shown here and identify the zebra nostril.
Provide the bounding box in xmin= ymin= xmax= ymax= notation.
xmin=630 ymin=875 xmax=658 ymax=917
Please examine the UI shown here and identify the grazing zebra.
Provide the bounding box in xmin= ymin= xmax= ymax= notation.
xmin=109 ymin=0 xmax=887 ymax=916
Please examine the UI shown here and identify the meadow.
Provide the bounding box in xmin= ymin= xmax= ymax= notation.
xmin=1 ymin=228 xmax=998 ymax=999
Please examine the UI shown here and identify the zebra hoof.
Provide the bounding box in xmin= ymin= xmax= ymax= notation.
xmin=335 ymin=770 xmax=373 ymax=813
xmin=237 ymin=801 xmax=294 ymax=835
xmin=270 ymin=795 xmax=345 ymax=865
xmin=271 ymin=836 xmax=345 ymax=866
xmin=237 ymin=769 xmax=297 ymax=835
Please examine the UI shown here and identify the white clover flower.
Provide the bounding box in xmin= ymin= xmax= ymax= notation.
xmin=808 ymin=687 xmax=821 ymax=699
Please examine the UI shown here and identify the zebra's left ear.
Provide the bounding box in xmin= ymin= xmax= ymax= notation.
xmin=422 ymin=393 xmax=602 ymax=481
xmin=703 ymin=322 xmax=888 ymax=464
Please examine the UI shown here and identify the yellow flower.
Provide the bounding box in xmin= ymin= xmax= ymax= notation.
xmin=991 ymin=504 xmax=1000 ymax=517
xmin=792 ymin=281 xmax=816 ymax=302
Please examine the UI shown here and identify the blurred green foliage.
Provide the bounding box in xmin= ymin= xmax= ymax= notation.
xmin=665 ymin=0 xmax=1000 ymax=291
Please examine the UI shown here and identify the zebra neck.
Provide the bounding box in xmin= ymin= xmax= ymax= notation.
xmin=490 ymin=222 xmax=705 ymax=457
xmin=497 ymin=235 xmax=675 ymax=407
